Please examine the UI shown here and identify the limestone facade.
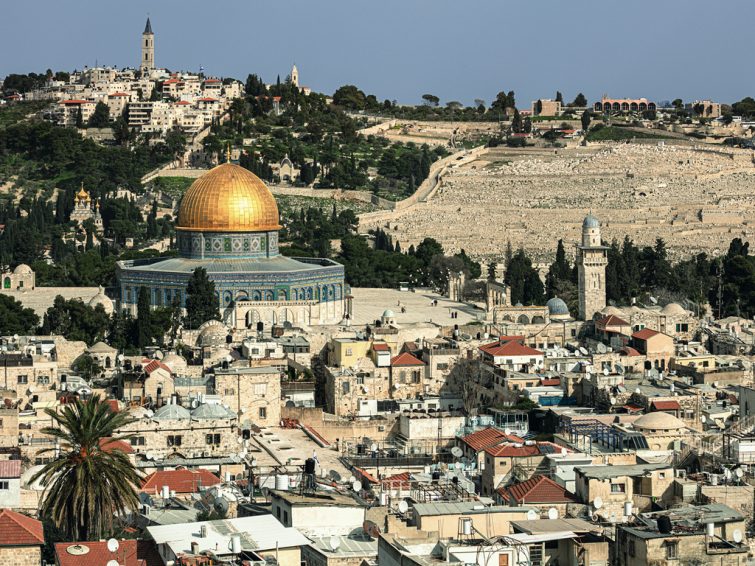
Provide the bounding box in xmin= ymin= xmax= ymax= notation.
xmin=577 ymin=215 xmax=608 ymax=321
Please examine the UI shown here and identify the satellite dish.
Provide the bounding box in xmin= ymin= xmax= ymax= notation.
xmin=106 ymin=539 xmax=119 ymax=553
xmin=735 ymin=468 xmax=744 ymax=478
xmin=451 ymin=446 xmax=463 ymax=458
xmin=579 ymin=347 xmax=588 ymax=356
xmin=526 ymin=510 xmax=538 ymax=520
xmin=724 ymin=468 xmax=732 ymax=480
xmin=593 ymin=497 xmax=603 ymax=509
xmin=398 ymin=500 xmax=409 ymax=514
xmin=329 ymin=470 xmax=342 ymax=482
xmin=733 ymin=529 xmax=743 ymax=543
xmin=609 ymin=397 xmax=617 ymax=405
xmin=370 ymin=443 xmax=378 ymax=452
xmin=504 ymin=428 xmax=512 ymax=436
xmin=329 ymin=536 xmax=341 ymax=551
xmin=560 ymin=448 xmax=567 ymax=455
xmin=352 ymin=480 xmax=362 ymax=492
xmin=701 ymin=415 xmax=707 ymax=423
xmin=547 ymin=507 xmax=559 ymax=520
xmin=348 ymin=475 xmax=356 ymax=484
xmin=107 ymin=561 xmax=119 ymax=566
xmin=635 ymin=388 xmax=641 ymax=394
xmin=603 ymin=368 xmax=610 ymax=376
xmin=454 ymin=462 xmax=462 ymax=470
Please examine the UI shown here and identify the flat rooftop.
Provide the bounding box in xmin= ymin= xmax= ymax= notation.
xmin=349 ymin=287 xmax=482 ymax=327
xmin=575 ymin=463 xmax=670 ymax=480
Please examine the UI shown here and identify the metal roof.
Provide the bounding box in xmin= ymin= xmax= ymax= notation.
xmin=413 ymin=502 xmax=534 ymax=517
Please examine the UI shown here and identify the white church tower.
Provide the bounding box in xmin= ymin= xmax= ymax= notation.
xmin=290 ymin=64 xmax=299 ymax=88
xmin=577 ymin=213 xmax=608 ymax=321
xmin=140 ymin=17 xmax=155 ymax=77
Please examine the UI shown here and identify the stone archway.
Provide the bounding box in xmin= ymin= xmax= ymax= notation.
xmin=532 ymin=315 xmax=545 ymax=324
xmin=245 ymin=310 xmax=260 ymax=328
xmin=517 ymin=314 xmax=530 ymax=324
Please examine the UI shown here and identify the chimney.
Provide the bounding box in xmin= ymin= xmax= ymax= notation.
xmin=191 ymin=541 xmax=199 ymax=555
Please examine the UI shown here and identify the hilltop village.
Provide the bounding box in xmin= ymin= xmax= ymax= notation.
xmin=3 ymin=16 xmax=755 ymax=566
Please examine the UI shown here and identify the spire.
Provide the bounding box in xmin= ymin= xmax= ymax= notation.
xmin=226 ymin=143 xmax=232 ymax=163
xmin=144 ymin=17 xmax=153 ymax=34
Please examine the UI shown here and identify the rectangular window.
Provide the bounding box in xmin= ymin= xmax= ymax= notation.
xmin=167 ymin=435 xmax=182 ymax=447
xmin=130 ymin=436 xmax=145 ymax=446
xmin=259 ymin=407 xmax=267 ymax=419
xmin=17 ymin=376 xmax=28 ymax=384
xmin=412 ymin=371 xmax=421 ymax=384
xmin=437 ymin=363 xmax=449 ymax=371
xmin=342 ymin=381 xmax=350 ymax=395
xmin=254 ymin=383 xmax=267 ymax=396
xmin=0 ymin=481 xmax=9 ymax=490
xmin=224 ymin=388 xmax=235 ymax=396
xmin=666 ymin=541 xmax=678 ymax=559
xmin=345 ymin=348 xmax=353 ymax=356
xmin=356 ymin=374 xmax=365 ymax=385
xmin=610 ymin=483 xmax=626 ymax=493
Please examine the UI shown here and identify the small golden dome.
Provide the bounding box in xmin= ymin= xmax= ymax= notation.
xmin=177 ymin=163 xmax=281 ymax=232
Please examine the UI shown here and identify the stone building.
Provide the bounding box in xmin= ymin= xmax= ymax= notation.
xmin=531 ymin=98 xmax=562 ymax=117
xmin=119 ymin=401 xmax=240 ymax=466
xmin=594 ymin=97 xmax=656 ymax=113
xmin=212 ymin=365 xmax=282 ymax=427
xmin=1 ymin=264 xmax=34 ymax=291
xmin=577 ymin=214 xmax=608 ymax=321
xmin=0 ymin=509 xmax=44 ymax=566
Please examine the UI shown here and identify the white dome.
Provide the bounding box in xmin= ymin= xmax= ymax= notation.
xmin=661 ymin=303 xmax=686 ymax=316
xmin=633 ymin=411 xmax=686 ymax=432
xmin=13 ymin=264 xmax=32 ymax=275
xmin=88 ymin=287 xmax=114 ymax=315
xmin=382 ymin=309 xmax=395 ymax=318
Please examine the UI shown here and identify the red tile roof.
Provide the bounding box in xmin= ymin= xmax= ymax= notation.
xmin=391 ymin=352 xmax=424 ymax=367
xmin=108 ymin=92 xmax=129 ymax=97
xmin=623 ymin=404 xmax=644 ymax=413
xmin=0 ymin=509 xmax=44 ymax=546
xmin=484 ymin=441 xmax=565 ymax=458
xmin=204 ymin=78 xmax=221 ymax=83
xmin=197 ymin=97 xmax=218 ymax=102
xmin=620 ymin=346 xmax=642 ymax=356
xmin=632 ymin=328 xmax=661 ymax=340
xmin=497 ymin=475 xmax=577 ymax=504
xmin=61 ymin=99 xmax=89 ymax=104
xmin=540 ymin=378 xmax=561 ymax=387
xmin=175 ymin=100 xmax=191 ymax=105
xmin=142 ymin=359 xmax=172 ymax=375
xmin=461 ymin=427 xmax=522 ymax=452
xmin=651 ymin=400 xmax=681 ymax=411
xmin=55 ymin=539 xmax=144 ymax=566
xmin=597 ymin=314 xmax=630 ymax=327
xmin=382 ymin=472 xmax=411 ymax=489
xmin=99 ymin=437 xmax=134 ymax=454
xmin=0 ymin=460 xmax=21 ymax=478
xmin=352 ymin=466 xmax=378 ymax=485
xmin=480 ymin=340 xmax=543 ymax=358
xmin=141 ymin=469 xmax=220 ymax=494
xmin=372 ymin=343 xmax=390 ymax=352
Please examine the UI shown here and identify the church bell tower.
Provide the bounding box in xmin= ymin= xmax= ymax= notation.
xmin=577 ymin=213 xmax=608 ymax=321
xmin=140 ymin=17 xmax=155 ymax=77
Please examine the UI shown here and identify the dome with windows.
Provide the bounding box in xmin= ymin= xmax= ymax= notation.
xmin=546 ymin=297 xmax=570 ymax=319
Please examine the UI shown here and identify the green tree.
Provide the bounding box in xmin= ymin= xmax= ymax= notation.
xmin=572 ymin=93 xmax=587 ymax=107
xmin=31 ymin=395 xmax=141 ymax=541
xmin=87 ymin=101 xmax=110 ymax=128
xmin=555 ymin=91 xmax=563 ymax=104
xmin=136 ymin=287 xmax=152 ymax=348
xmin=581 ymin=110 xmax=592 ymax=132
xmin=511 ymin=109 xmax=523 ymax=133
xmin=0 ymin=294 xmax=39 ymax=334
xmin=184 ymin=267 xmax=220 ymax=329
xmin=672 ymin=98 xmax=683 ymax=110
xmin=74 ymin=353 xmax=101 ymax=381
xmin=422 ymin=94 xmax=440 ymax=107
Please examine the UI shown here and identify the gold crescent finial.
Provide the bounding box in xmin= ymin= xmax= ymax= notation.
xmin=226 ymin=143 xmax=231 ymax=163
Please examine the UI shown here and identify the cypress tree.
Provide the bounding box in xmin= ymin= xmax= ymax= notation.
xmin=136 ymin=287 xmax=152 ymax=348
xmin=185 ymin=267 xmax=220 ymax=329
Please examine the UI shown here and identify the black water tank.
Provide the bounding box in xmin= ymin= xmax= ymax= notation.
xmin=657 ymin=515 xmax=673 ymax=534
xmin=304 ymin=458 xmax=316 ymax=475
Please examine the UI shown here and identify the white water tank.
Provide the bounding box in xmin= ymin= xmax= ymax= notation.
xmin=231 ymin=535 xmax=242 ymax=554
xmin=461 ymin=518 xmax=473 ymax=535
xmin=706 ymin=522 xmax=715 ymax=537
xmin=624 ymin=502 xmax=633 ymax=517
xmin=161 ymin=485 xmax=169 ymax=499
xmin=275 ymin=474 xmax=290 ymax=491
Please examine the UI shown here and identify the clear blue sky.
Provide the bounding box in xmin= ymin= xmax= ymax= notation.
xmin=2 ymin=0 xmax=753 ymax=106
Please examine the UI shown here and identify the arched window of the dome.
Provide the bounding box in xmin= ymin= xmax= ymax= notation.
xmin=236 ymin=291 xmax=248 ymax=301
xmin=252 ymin=290 xmax=261 ymax=301
xmin=264 ymin=290 xmax=273 ymax=301
xmin=306 ymin=288 xmax=313 ymax=300
xmin=278 ymin=289 xmax=288 ymax=301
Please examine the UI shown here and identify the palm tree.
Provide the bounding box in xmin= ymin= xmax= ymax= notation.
xmin=31 ymin=395 xmax=141 ymax=541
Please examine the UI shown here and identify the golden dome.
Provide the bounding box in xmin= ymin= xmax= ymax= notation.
xmin=177 ymin=163 xmax=281 ymax=232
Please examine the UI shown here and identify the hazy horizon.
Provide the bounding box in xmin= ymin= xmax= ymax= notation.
xmin=2 ymin=0 xmax=753 ymax=107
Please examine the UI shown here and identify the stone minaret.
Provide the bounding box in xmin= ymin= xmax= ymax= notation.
xmin=140 ymin=17 xmax=155 ymax=76
xmin=291 ymin=64 xmax=299 ymax=88
xmin=577 ymin=213 xmax=608 ymax=320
